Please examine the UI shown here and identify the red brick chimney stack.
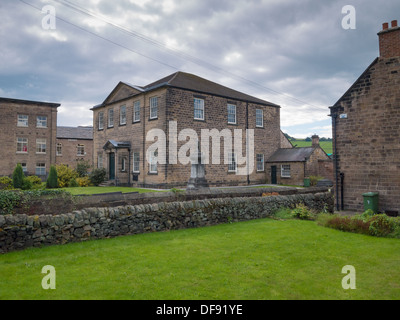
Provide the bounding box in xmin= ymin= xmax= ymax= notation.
xmin=378 ymin=19 xmax=400 ymax=58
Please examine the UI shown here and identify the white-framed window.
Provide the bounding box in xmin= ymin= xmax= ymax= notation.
xmin=133 ymin=152 xmax=140 ymax=173
xmin=17 ymin=138 xmax=28 ymax=153
xmin=56 ymin=143 xmax=62 ymax=156
xmin=36 ymin=163 xmax=46 ymax=176
xmin=227 ymin=104 xmax=236 ymax=124
xmin=121 ymin=158 xmax=126 ymax=172
xmin=17 ymin=115 xmax=29 ymax=127
xmin=256 ymin=154 xmax=265 ymax=172
xmin=120 ymin=105 xmax=127 ymax=125
xmin=133 ymin=101 xmax=141 ymax=122
xmin=98 ymin=112 xmax=104 ymax=130
xmin=77 ymin=144 xmax=85 ymax=156
xmin=281 ymin=165 xmax=291 ymax=178
xmin=194 ymin=98 xmax=205 ymax=120
xmin=108 ymin=109 xmax=114 ymax=128
xmin=149 ymin=150 xmax=158 ymax=173
xmin=37 ymin=116 xmax=47 ymax=128
xmin=228 ymin=152 xmax=237 ymax=173
xmin=21 ymin=163 xmax=27 ymax=173
xmin=150 ymin=97 xmax=158 ymax=119
xmin=256 ymin=109 xmax=264 ymax=128
xmin=36 ymin=138 xmax=47 ymax=154
xmin=98 ymin=153 xmax=103 ymax=169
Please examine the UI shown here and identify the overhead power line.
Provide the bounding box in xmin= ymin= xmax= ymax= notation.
xmin=20 ymin=0 xmax=328 ymax=113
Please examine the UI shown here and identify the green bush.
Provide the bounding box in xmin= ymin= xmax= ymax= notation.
xmin=0 ymin=190 xmax=22 ymax=215
xmin=369 ymin=214 xmax=397 ymax=237
xmin=47 ymin=166 xmax=59 ymax=189
xmin=291 ymin=204 xmax=314 ymax=220
xmin=12 ymin=164 xmax=25 ymax=189
xmin=76 ymin=160 xmax=92 ymax=178
xmin=26 ymin=176 xmax=43 ymax=189
xmin=0 ymin=177 xmax=13 ymax=190
xmin=56 ymin=164 xmax=78 ymax=188
xmin=317 ymin=212 xmax=400 ymax=238
xmin=89 ymin=168 xmax=107 ymax=186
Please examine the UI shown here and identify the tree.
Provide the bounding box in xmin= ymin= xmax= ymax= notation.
xmin=46 ymin=165 xmax=58 ymax=189
xmin=12 ymin=164 xmax=25 ymax=189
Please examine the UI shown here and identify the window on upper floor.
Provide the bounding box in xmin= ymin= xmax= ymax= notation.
xmin=228 ymin=104 xmax=236 ymax=124
xmin=120 ymin=105 xmax=127 ymax=125
xmin=256 ymin=109 xmax=263 ymax=128
xmin=133 ymin=101 xmax=141 ymax=123
xmin=108 ymin=109 xmax=114 ymax=128
xmin=150 ymin=97 xmax=158 ymax=119
xmin=194 ymin=98 xmax=205 ymax=120
xmin=37 ymin=116 xmax=47 ymax=128
xmin=98 ymin=112 xmax=104 ymax=130
xmin=17 ymin=115 xmax=29 ymax=127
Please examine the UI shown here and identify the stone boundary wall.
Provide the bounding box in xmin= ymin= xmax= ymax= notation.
xmin=0 ymin=191 xmax=333 ymax=253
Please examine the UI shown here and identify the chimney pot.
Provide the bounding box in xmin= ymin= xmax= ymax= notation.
xmin=392 ymin=20 xmax=398 ymax=28
xmin=383 ymin=22 xmax=389 ymax=30
xmin=312 ymin=135 xmax=320 ymax=148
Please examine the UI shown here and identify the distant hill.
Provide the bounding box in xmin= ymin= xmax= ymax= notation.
xmin=289 ymin=139 xmax=333 ymax=155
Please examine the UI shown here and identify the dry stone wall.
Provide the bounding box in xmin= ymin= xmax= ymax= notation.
xmin=0 ymin=191 xmax=333 ymax=253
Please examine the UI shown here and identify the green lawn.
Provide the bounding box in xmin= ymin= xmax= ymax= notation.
xmin=61 ymin=186 xmax=167 ymax=195
xmin=290 ymin=140 xmax=333 ymax=154
xmin=1 ymin=218 xmax=399 ymax=300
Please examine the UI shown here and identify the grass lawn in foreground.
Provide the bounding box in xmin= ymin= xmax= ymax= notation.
xmin=1 ymin=218 xmax=399 ymax=300
xmin=61 ymin=186 xmax=167 ymax=195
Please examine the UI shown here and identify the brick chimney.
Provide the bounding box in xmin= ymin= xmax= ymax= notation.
xmin=312 ymin=135 xmax=320 ymax=148
xmin=378 ymin=20 xmax=400 ymax=58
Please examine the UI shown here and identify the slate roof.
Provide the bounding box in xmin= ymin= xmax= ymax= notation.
xmin=266 ymin=147 xmax=316 ymax=163
xmin=57 ymin=126 xmax=93 ymax=140
xmin=0 ymin=97 xmax=60 ymax=108
xmin=143 ymin=72 xmax=279 ymax=107
xmin=93 ymin=71 xmax=280 ymax=109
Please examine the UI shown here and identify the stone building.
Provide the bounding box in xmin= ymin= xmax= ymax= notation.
xmin=91 ymin=71 xmax=283 ymax=188
xmin=56 ymin=126 xmax=94 ymax=168
xmin=266 ymin=135 xmax=332 ymax=186
xmin=0 ymin=97 xmax=60 ymax=178
xmin=330 ymin=20 xmax=400 ymax=214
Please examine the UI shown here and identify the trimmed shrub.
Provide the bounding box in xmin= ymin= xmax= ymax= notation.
xmin=76 ymin=160 xmax=92 ymax=178
xmin=76 ymin=177 xmax=90 ymax=187
xmin=26 ymin=176 xmax=43 ymax=189
xmin=12 ymin=164 xmax=25 ymax=189
xmin=89 ymin=168 xmax=107 ymax=186
xmin=56 ymin=164 xmax=78 ymax=188
xmin=47 ymin=166 xmax=58 ymax=189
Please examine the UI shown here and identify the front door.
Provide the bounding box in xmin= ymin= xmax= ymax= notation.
xmin=109 ymin=153 xmax=115 ymax=180
xmin=271 ymin=166 xmax=277 ymax=184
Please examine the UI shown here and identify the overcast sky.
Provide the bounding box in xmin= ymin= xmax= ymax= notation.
xmin=1 ymin=0 xmax=399 ymax=138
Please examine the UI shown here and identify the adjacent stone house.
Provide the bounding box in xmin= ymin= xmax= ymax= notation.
xmin=91 ymin=71 xmax=283 ymax=188
xmin=266 ymin=135 xmax=332 ymax=186
xmin=0 ymin=97 xmax=60 ymax=178
xmin=56 ymin=126 xmax=94 ymax=168
xmin=330 ymin=20 xmax=400 ymax=214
